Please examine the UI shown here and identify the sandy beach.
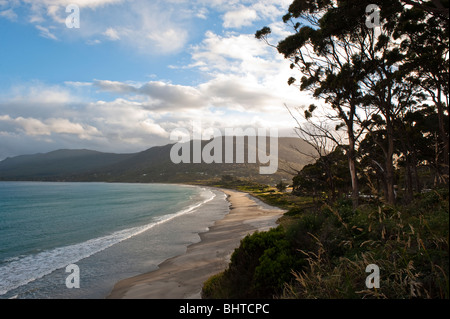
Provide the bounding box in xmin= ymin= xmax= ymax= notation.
xmin=107 ymin=188 xmax=285 ymax=299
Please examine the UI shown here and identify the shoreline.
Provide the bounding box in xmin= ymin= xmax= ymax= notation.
xmin=106 ymin=188 xmax=285 ymax=299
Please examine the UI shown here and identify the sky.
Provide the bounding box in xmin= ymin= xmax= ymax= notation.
xmin=0 ymin=0 xmax=316 ymax=160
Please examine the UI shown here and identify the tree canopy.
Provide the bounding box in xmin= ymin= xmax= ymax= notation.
xmin=257 ymin=0 xmax=449 ymax=205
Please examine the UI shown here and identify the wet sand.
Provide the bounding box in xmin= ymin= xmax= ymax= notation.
xmin=106 ymin=188 xmax=285 ymax=299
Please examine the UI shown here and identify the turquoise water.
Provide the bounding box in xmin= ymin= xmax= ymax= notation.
xmin=0 ymin=182 xmax=229 ymax=299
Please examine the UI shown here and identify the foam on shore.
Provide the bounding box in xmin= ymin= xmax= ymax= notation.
xmin=107 ymin=188 xmax=286 ymax=299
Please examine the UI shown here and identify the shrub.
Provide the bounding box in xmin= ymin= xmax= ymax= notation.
xmin=285 ymin=188 xmax=449 ymax=299
xmin=202 ymin=226 xmax=304 ymax=298
xmin=202 ymin=272 xmax=227 ymax=299
xmin=203 ymin=188 xmax=449 ymax=299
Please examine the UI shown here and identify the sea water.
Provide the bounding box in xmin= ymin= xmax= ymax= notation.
xmin=0 ymin=182 xmax=229 ymax=299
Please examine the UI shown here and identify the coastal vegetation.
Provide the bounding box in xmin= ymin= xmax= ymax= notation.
xmin=202 ymin=180 xmax=448 ymax=299
xmin=0 ymin=0 xmax=447 ymax=301
xmin=202 ymin=0 xmax=449 ymax=299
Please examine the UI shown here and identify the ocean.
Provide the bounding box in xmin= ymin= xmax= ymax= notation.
xmin=0 ymin=182 xmax=229 ymax=299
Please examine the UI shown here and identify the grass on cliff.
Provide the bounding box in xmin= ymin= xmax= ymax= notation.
xmin=202 ymin=185 xmax=449 ymax=299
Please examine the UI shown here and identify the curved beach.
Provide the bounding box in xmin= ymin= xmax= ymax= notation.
xmin=107 ymin=188 xmax=285 ymax=299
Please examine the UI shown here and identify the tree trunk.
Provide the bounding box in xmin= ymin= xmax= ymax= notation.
xmin=347 ymin=141 xmax=359 ymax=209
xmin=436 ymin=99 xmax=449 ymax=182
xmin=347 ymin=110 xmax=359 ymax=210
xmin=385 ymin=117 xmax=396 ymax=205
xmin=405 ymin=154 xmax=414 ymax=202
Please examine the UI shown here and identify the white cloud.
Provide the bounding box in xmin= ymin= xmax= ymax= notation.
xmin=93 ymin=80 xmax=140 ymax=94
xmin=85 ymin=98 xmax=171 ymax=144
xmin=139 ymin=119 xmax=169 ymax=137
xmin=46 ymin=118 xmax=100 ymax=139
xmin=140 ymin=82 xmax=205 ymax=110
xmin=103 ymin=27 xmax=120 ymax=41
xmin=0 ymin=82 xmax=85 ymax=122
xmin=220 ymin=1 xmax=291 ymax=29
xmin=203 ymin=76 xmax=273 ymax=110
xmin=94 ymin=68 xmax=305 ymax=116
xmin=0 ymin=115 xmax=43 ymax=136
xmin=0 ymin=71 xmax=304 ymax=158
xmin=91 ymin=20 xmax=314 ymax=120
xmin=93 ymin=80 xmax=206 ymax=111
xmin=251 ymin=0 xmax=290 ymax=20
xmin=196 ymin=7 xmax=209 ymax=19
xmin=146 ymin=28 xmax=188 ymax=53
xmin=223 ymin=6 xmax=258 ymax=28
xmin=64 ymin=81 xmax=92 ymax=87
xmin=189 ymin=31 xmax=271 ymax=75
xmin=35 ymin=24 xmax=58 ymax=40
xmin=46 ymin=5 xmax=64 ymax=23
xmin=0 ymin=0 xmax=314 ymax=159
xmin=21 ymin=0 xmax=124 ymax=27
xmin=11 ymin=116 xmax=51 ymax=136
xmin=5 ymin=0 xmax=291 ymax=54
xmin=8 ymin=0 xmax=190 ymax=54
xmin=0 ymin=8 xmax=17 ymax=21
xmin=0 ymin=115 xmax=100 ymax=139
xmin=7 ymin=83 xmax=72 ymax=105
xmin=184 ymin=28 xmax=318 ymax=114
xmin=3 ymin=0 xmax=293 ymax=54
xmin=0 ymin=87 xmax=173 ymax=156
xmin=97 ymin=1 xmax=192 ymax=55
xmin=23 ymin=0 xmax=125 ymax=10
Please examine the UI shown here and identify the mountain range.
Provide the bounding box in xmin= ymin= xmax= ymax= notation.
xmin=0 ymin=137 xmax=316 ymax=185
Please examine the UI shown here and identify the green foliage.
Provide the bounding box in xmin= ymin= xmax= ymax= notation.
xmin=243 ymin=0 xmax=449 ymax=299
xmin=202 ymin=226 xmax=304 ymax=298
xmin=292 ymin=146 xmax=351 ymax=201
xmin=284 ymin=188 xmax=449 ymax=299
xmin=258 ymin=0 xmax=449 ymax=206
xmin=276 ymin=180 xmax=287 ymax=192
xmin=201 ymin=272 xmax=228 ymax=299
xmin=255 ymin=26 xmax=271 ymax=40
xmin=204 ymin=187 xmax=449 ymax=299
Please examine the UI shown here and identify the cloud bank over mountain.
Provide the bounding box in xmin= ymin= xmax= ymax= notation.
xmin=0 ymin=0 xmax=317 ymax=160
